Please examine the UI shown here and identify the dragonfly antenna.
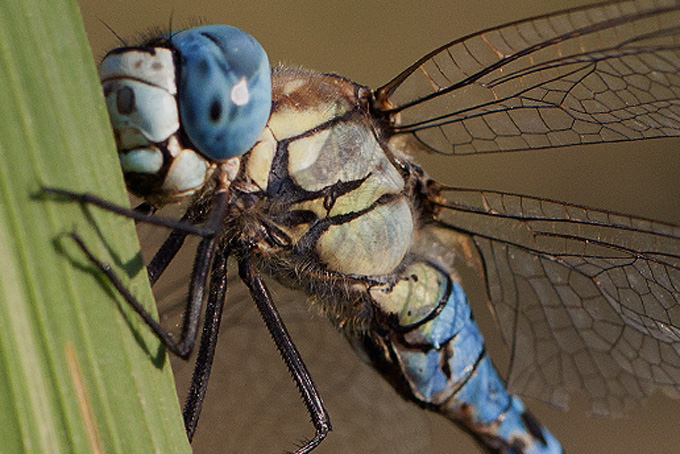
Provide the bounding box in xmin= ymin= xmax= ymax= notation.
xmin=98 ymin=18 xmax=128 ymax=46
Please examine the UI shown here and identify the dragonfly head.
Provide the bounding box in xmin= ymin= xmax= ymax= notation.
xmin=98 ymin=25 xmax=272 ymax=206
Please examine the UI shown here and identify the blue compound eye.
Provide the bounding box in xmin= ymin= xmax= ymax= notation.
xmin=172 ymin=25 xmax=271 ymax=161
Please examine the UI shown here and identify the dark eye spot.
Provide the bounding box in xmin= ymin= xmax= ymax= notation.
xmin=197 ymin=58 xmax=210 ymax=75
xmin=117 ymin=86 xmax=135 ymax=115
xmin=209 ymin=99 xmax=222 ymax=122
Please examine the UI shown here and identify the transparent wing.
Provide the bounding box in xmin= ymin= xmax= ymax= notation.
xmin=137 ymin=198 xmax=680 ymax=452
xmin=434 ymin=187 xmax=680 ymax=415
xmin=377 ymin=0 xmax=680 ymax=155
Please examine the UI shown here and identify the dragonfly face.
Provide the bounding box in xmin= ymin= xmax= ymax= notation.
xmin=99 ymin=25 xmax=271 ymax=206
xmin=78 ymin=0 xmax=680 ymax=452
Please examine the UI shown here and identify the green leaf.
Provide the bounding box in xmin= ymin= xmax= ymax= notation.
xmin=0 ymin=0 xmax=190 ymax=453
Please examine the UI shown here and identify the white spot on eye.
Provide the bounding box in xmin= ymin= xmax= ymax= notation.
xmin=231 ymin=77 xmax=250 ymax=106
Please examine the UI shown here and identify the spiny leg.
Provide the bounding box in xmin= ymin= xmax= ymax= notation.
xmin=182 ymin=248 xmax=228 ymax=441
xmin=41 ymin=186 xmax=211 ymax=236
xmin=41 ymin=186 xmax=217 ymax=287
xmin=238 ymin=254 xmax=331 ymax=454
xmin=146 ymin=191 xmax=218 ymax=285
xmin=44 ymin=185 xmax=332 ymax=449
xmin=147 ymin=227 xmax=190 ymax=286
xmin=67 ymin=230 xmax=206 ymax=358
xmin=44 ymin=183 xmax=240 ymax=439
xmin=62 ymin=189 xmax=229 ymax=359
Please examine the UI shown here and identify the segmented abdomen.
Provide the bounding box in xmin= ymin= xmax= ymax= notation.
xmin=354 ymin=225 xmax=562 ymax=454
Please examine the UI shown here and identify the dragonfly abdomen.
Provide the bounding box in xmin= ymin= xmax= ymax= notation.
xmin=358 ymin=224 xmax=562 ymax=454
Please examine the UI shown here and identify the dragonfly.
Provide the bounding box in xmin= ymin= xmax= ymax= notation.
xmin=48 ymin=0 xmax=680 ymax=452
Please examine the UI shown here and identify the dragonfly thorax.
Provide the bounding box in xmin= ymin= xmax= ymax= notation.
xmin=230 ymin=67 xmax=416 ymax=288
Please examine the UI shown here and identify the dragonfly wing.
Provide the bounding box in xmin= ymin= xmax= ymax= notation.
xmin=378 ymin=0 xmax=680 ymax=155
xmin=434 ymin=187 xmax=680 ymax=415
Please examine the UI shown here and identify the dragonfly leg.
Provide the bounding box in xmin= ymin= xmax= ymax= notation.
xmin=67 ymin=231 xmax=195 ymax=356
xmin=67 ymin=230 xmax=205 ymax=358
xmin=146 ymin=182 xmax=228 ymax=285
xmin=183 ymin=248 xmax=229 ymax=441
xmin=132 ymin=201 xmax=156 ymax=216
xmin=40 ymin=186 xmax=212 ymax=236
xmin=146 ymin=227 xmax=190 ymax=285
xmin=62 ymin=189 xmax=230 ymax=359
xmin=40 ymin=184 xmax=188 ymax=285
xmin=238 ymin=256 xmax=332 ymax=454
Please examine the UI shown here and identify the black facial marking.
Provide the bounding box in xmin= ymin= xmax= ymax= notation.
xmin=117 ymin=86 xmax=135 ymax=115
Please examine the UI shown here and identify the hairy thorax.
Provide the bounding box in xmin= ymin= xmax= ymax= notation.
xmin=224 ymin=67 xmax=423 ymax=326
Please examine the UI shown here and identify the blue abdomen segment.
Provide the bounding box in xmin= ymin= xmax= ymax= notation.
xmin=364 ymin=260 xmax=562 ymax=453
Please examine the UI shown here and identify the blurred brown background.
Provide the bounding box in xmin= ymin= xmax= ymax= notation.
xmin=77 ymin=0 xmax=680 ymax=452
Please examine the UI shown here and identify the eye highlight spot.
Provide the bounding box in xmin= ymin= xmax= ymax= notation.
xmin=209 ymin=99 xmax=222 ymax=122
xmin=230 ymin=77 xmax=250 ymax=106
xmin=117 ymin=86 xmax=135 ymax=115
